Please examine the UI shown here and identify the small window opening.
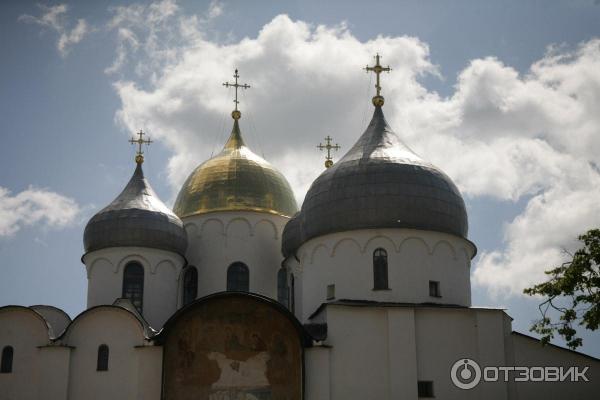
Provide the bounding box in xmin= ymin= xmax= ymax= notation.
xmin=373 ymin=248 xmax=389 ymax=290
xmin=429 ymin=281 xmax=441 ymax=298
xmin=277 ymin=268 xmax=289 ymax=308
xmin=183 ymin=266 xmax=198 ymax=306
xmin=227 ymin=262 xmax=249 ymax=292
xmin=1 ymin=346 xmax=13 ymax=373
xmin=97 ymin=344 xmax=109 ymax=371
xmin=327 ymin=284 xmax=335 ymax=300
xmin=417 ymin=381 xmax=434 ymax=398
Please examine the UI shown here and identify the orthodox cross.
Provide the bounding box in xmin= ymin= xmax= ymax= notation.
xmin=317 ymin=135 xmax=341 ymax=168
xmin=223 ymin=69 xmax=251 ymax=120
xmin=364 ymin=53 xmax=391 ymax=106
xmin=129 ymin=129 xmax=153 ymax=164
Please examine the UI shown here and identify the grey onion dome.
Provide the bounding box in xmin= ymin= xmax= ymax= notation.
xmin=282 ymin=212 xmax=302 ymax=258
xmin=84 ymin=163 xmax=188 ymax=256
xmin=282 ymin=106 xmax=468 ymax=257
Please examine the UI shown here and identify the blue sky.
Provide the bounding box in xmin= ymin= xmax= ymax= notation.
xmin=1 ymin=0 xmax=600 ymax=356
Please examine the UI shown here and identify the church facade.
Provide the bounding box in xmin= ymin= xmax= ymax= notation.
xmin=1 ymin=62 xmax=598 ymax=400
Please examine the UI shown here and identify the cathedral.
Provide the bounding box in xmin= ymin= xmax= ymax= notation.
xmin=1 ymin=57 xmax=598 ymax=400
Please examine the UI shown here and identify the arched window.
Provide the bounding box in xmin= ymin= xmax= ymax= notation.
xmin=1 ymin=346 xmax=13 ymax=373
xmin=373 ymin=248 xmax=389 ymax=290
xmin=122 ymin=262 xmax=144 ymax=313
xmin=227 ymin=262 xmax=249 ymax=292
xmin=277 ymin=268 xmax=289 ymax=308
xmin=183 ymin=266 xmax=198 ymax=306
xmin=290 ymin=274 xmax=295 ymax=314
xmin=97 ymin=344 xmax=109 ymax=371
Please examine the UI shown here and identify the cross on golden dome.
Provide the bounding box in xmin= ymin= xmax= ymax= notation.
xmin=129 ymin=129 xmax=153 ymax=164
xmin=223 ymin=69 xmax=251 ymax=120
xmin=317 ymin=135 xmax=341 ymax=168
xmin=364 ymin=53 xmax=392 ymax=107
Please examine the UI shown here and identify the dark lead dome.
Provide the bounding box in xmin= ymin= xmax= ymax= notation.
xmin=84 ymin=163 xmax=188 ymax=256
xmin=282 ymin=212 xmax=302 ymax=258
xmin=283 ymin=106 xmax=468 ymax=256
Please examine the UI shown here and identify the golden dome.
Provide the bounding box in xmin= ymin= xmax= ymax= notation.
xmin=173 ymin=120 xmax=298 ymax=219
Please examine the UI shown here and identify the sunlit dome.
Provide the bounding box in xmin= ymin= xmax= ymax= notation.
xmin=173 ymin=120 xmax=298 ymax=219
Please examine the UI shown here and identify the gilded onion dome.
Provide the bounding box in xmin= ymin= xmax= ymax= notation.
xmin=84 ymin=162 xmax=188 ymax=256
xmin=173 ymin=120 xmax=298 ymax=218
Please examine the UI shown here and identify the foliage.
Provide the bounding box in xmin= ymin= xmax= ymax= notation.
xmin=524 ymin=229 xmax=600 ymax=349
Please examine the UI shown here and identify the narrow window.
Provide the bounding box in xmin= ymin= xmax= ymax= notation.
xmin=122 ymin=262 xmax=144 ymax=313
xmin=417 ymin=381 xmax=434 ymax=398
xmin=97 ymin=344 xmax=109 ymax=371
xmin=373 ymin=248 xmax=389 ymax=290
xmin=429 ymin=281 xmax=441 ymax=297
xmin=1 ymin=346 xmax=13 ymax=373
xmin=326 ymin=284 xmax=335 ymax=300
xmin=183 ymin=266 xmax=198 ymax=306
xmin=277 ymin=268 xmax=289 ymax=308
xmin=290 ymin=274 xmax=295 ymax=314
xmin=227 ymin=262 xmax=249 ymax=292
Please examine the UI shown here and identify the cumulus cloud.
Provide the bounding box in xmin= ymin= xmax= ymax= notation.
xmin=19 ymin=4 xmax=89 ymax=56
xmin=106 ymin=2 xmax=600 ymax=298
xmin=0 ymin=186 xmax=81 ymax=237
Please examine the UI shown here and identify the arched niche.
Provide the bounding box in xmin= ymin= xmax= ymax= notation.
xmin=158 ymin=292 xmax=308 ymax=400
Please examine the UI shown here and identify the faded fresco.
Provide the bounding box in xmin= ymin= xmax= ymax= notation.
xmin=162 ymin=295 xmax=303 ymax=400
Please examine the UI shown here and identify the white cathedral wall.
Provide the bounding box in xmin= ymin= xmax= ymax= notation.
xmin=305 ymin=304 xmax=513 ymax=400
xmin=63 ymin=307 xmax=149 ymax=400
xmin=0 ymin=308 xmax=49 ymax=400
xmin=83 ymin=247 xmax=185 ymax=328
xmin=182 ymin=211 xmax=289 ymax=300
xmin=294 ymin=228 xmax=475 ymax=322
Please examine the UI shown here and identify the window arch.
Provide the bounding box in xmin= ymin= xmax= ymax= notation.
xmin=1 ymin=346 xmax=13 ymax=373
xmin=277 ymin=267 xmax=289 ymax=308
xmin=227 ymin=262 xmax=249 ymax=292
xmin=122 ymin=262 xmax=144 ymax=313
xmin=97 ymin=344 xmax=109 ymax=371
xmin=183 ymin=266 xmax=198 ymax=306
xmin=373 ymin=248 xmax=389 ymax=290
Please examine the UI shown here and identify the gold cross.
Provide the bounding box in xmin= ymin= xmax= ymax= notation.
xmin=129 ymin=129 xmax=153 ymax=164
xmin=223 ymin=69 xmax=251 ymax=120
xmin=317 ymin=135 xmax=341 ymax=168
xmin=364 ymin=53 xmax=391 ymax=106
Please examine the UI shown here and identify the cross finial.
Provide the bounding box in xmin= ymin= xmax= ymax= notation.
xmin=129 ymin=129 xmax=153 ymax=164
xmin=223 ymin=68 xmax=251 ymax=120
xmin=364 ymin=53 xmax=392 ymax=107
xmin=317 ymin=135 xmax=341 ymax=168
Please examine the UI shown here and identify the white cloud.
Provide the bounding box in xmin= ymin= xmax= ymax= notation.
xmin=107 ymin=3 xmax=600 ymax=298
xmin=19 ymin=4 xmax=89 ymax=57
xmin=104 ymin=0 xmax=224 ymax=76
xmin=0 ymin=186 xmax=81 ymax=237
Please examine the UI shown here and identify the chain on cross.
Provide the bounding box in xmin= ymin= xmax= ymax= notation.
xmin=129 ymin=129 xmax=153 ymax=164
xmin=317 ymin=135 xmax=341 ymax=168
xmin=364 ymin=53 xmax=392 ymax=107
xmin=223 ymin=69 xmax=251 ymax=120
